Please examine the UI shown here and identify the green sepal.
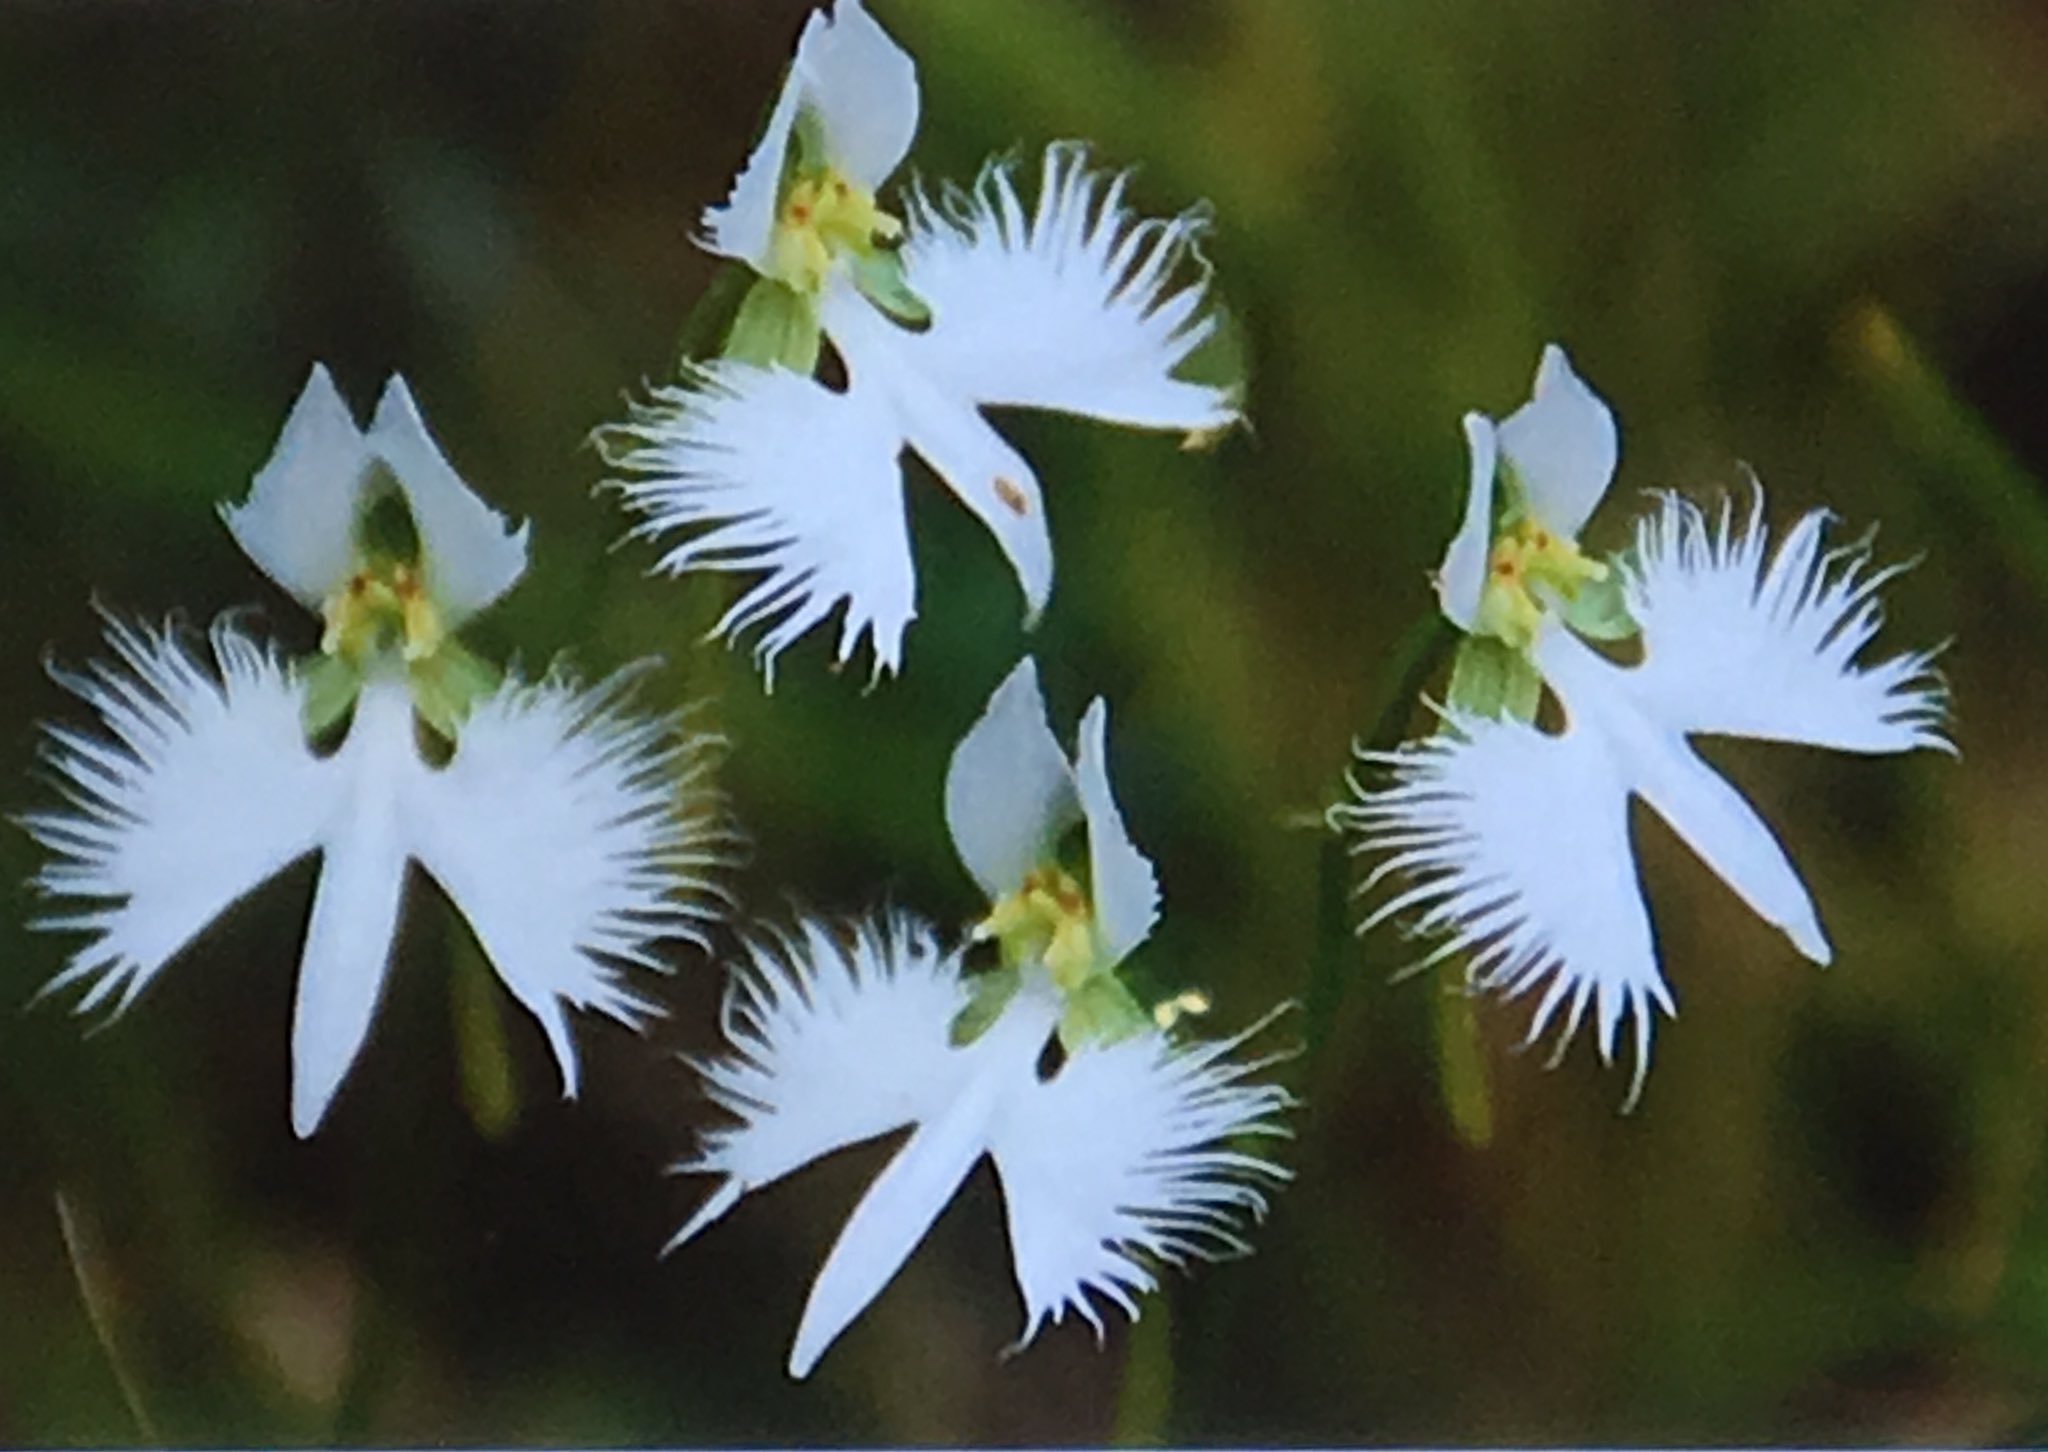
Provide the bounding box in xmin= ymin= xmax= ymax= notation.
xmin=1446 ymin=636 xmax=1542 ymax=723
xmin=674 ymin=264 xmax=757 ymax=371
xmin=723 ymin=277 xmax=822 ymax=373
xmin=1056 ymin=974 xmax=1151 ymax=1054
xmin=847 ymin=245 xmax=930 ymax=327
xmin=949 ymin=964 xmax=1022 ymax=1048
xmin=353 ymin=460 xmax=420 ymax=565
xmin=1560 ymin=566 xmax=1639 ymax=641
xmin=409 ymin=639 xmax=503 ymax=745
xmin=297 ymin=652 xmax=363 ymax=742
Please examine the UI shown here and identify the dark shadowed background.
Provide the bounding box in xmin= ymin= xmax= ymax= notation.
xmin=4 ymin=0 xmax=2048 ymax=1442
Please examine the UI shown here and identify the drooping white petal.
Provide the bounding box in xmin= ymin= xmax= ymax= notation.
xmin=822 ymin=285 xmax=1055 ymax=623
xmin=944 ymin=658 xmax=1081 ymax=900
xmin=26 ymin=614 xmax=339 ymax=1019
xmin=599 ymin=362 xmax=918 ymax=682
xmin=699 ymin=0 xmax=917 ymax=270
xmin=791 ymin=0 xmax=918 ymax=190
xmin=219 ymin=364 xmax=371 ymax=609
xmin=1622 ymin=491 xmax=1950 ymax=754
xmin=1436 ymin=412 xmax=1499 ymax=630
xmin=1335 ymin=705 xmax=1674 ymax=1098
xmin=671 ymin=916 xmax=978 ymax=1252
xmin=898 ymin=143 xmax=1237 ymax=432
xmin=1495 ymin=343 xmax=1616 ymax=538
xmin=985 ymin=1003 xmax=1293 ymax=1347
xmin=1073 ymin=699 xmax=1159 ymax=968
xmin=410 ymin=668 xmax=728 ymax=1103
xmin=367 ymin=376 xmax=529 ymax=627
xmin=290 ymin=679 xmax=415 ymax=1139
xmin=1533 ymin=625 xmax=1831 ymax=966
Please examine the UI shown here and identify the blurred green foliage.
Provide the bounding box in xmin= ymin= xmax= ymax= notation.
xmin=4 ymin=0 xmax=2048 ymax=1442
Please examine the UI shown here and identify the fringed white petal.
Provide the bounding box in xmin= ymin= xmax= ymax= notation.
xmin=1534 ymin=626 xmax=1831 ymax=967
xmin=219 ymin=364 xmax=370 ymax=609
xmin=599 ymin=362 xmax=917 ymax=684
xmin=1073 ymin=699 xmax=1159 ymax=968
xmin=1334 ymin=708 xmax=1673 ymax=1102
xmin=1623 ymin=490 xmax=1951 ymax=755
xmin=26 ymin=614 xmax=338 ymax=1020
xmin=366 ymin=376 xmax=529 ymax=627
xmin=290 ymin=679 xmax=415 ymax=1138
xmin=985 ymin=1002 xmax=1295 ymax=1347
xmin=899 ymin=142 xmax=1237 ymax=432
xmin=671 ymin=915 xmax=976 ymax=1253
xmin=1437 ymin=412 xmax=1499 ymax=630
xmin=822 ymin=284 xmax=1056 ymax=624
xmin=699 ymin=0 xmax=918 ymax=268
xmin=944 ymin=658 xmax=1081 ymax=901
xmin=1495 ymin=343 xmax=1616 ymax=537
xmin=411 ymin=667 xmax=729 ymax=1105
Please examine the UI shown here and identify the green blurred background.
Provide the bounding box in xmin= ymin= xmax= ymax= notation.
xmin=3 ymin=0 xmax=2047 ymax=1441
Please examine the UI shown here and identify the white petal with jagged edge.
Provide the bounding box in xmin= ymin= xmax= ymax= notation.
xmin=985 ymin=1000 xmax=1293 ymax=1345
xmin=700 ymin=0 xmax=918 ymax=269
xmin=367 ymin=377 xmax=529 ymax=626
xmin=411 ymin=668 xmax=725 ymax=1105
xmin=671 ymin=916 xmax=978 ymax=1253
xmin=944 ymin=658 xmax=1081 ymax=900
xmin=822 ymin=284 xmax=1057 ymax=624
xmin=1336 ymin=703 xmax=1674 ymax=1099
xmin=1437 ymin=412 xmax=1499 ymax=630
xmin=899 ymin=144 xmax=1236 ymax=431
xmin=220 ymin=365 xmax=372 ymax=609
xmin=600 ymin=362 xmax=917 ymax=683
xmin=1533 ymin=624 xmax=1832 ymax=967
xmin=26 ymin=615 xmax=340 ymax=1019
xmin=1622 ymin=491 xmax=1950 ymax=754
xmin=1073 ymin=699 xmax=1158 ymax=968
xmin=289 ymin=679 xmax=414 ymax=1138
xmin=1496 ymin=343 xmax=1616 ymax=538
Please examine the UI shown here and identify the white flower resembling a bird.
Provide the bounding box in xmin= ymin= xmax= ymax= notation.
xmin=598 ymin=0 xmax=1240 ymax=682
xmin=26 ymin=366 xmax=727 ymax=1137
xmin=671 ymin=660 xmax=1292 ymax=1378
xmin=1332 ymin=345 xmax=1950 ymax=1104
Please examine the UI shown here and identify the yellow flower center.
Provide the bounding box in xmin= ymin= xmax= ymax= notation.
xmin=978 ymin=865 xmax=1099 ymax=993
xmin=767 ymin=167 xmax=904 ymax=296
xmin=320 ymin=561 xmax=445 ymax=666
xmin=1475 ymin=515 xmax=1607 ymax=650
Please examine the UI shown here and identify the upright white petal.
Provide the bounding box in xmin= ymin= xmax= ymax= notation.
xmin=1623 ymin=491 xmax=1950 ymax=754
xmin=599 ymin=362 xmax=917 ymax=682
xmin=27 ymin=615 xmax=340 ymax=1018
xmin=1073 ymin=699 xmax=1159 ymax=967
xmin=823 ymin=285 xmax=1055 ymax=623
xmin=1436 ymin=412 xmax=1499 ymax=630
xmin=899 ymin=144 xmax=1236 ymax=432
xmin=1496 ymin=343 xmax=1616 ymax=538
xmin=220 ymin=364 xmax=371 ymax=609
xmin=792 ymin=0 xmax=918 ymax=189
xmin=1335 ymin=706 xmax=1673 ymax=1098
xmin=367 ymin=377 xmax=529 ymax=626
xmin=672 ymin=917 xmax=978 ymax=1252
xmin=986 ymin=1006 xmax=1293 ymax=1345
xmin=944 ymin=659 xmax=1082 ymax=900
xmin=290 ymin=678 xmax=414 ymax=1139
xmin=699 ymin=0 xmax=919 ymax=268
xmin=410 ymin=668 xmax=727 ymax=1103
xmin=1533 ymin=625 xmax=1831 ymax=966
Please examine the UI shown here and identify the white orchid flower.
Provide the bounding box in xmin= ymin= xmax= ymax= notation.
xmin=598 ymin=0 xmax=1239 ymax=683
xmin=1334 ymin=346 xmax=1949 ymax=1103
xmin=670 ymin=662 xmax=1292 ymax=1377
xmin=26 ymin=366 xmax=726 ymax=1137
